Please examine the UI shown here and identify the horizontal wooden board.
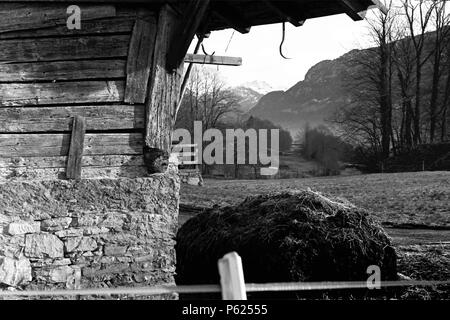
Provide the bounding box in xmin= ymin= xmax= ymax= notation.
xmin=0 ymin=104 xmax=144 ymax=132
xmin=0 ymin=155 xmax=145 ymax=169
xmin=0 ymin=35 xmax=129 ymax=63
xmin=0 ymin=6 xmax=157 ymax=40
xmin=0 ymin=133 xmax=143 ymax=157
xmin=184 ymin=54 xmax=243 ymax=66
xmin=0 ymin=4 xmax=116 ymax=33
xmin=0 ymin=80 xmax=125 ymax=106
xmin=0 ymin=166 xmax=148 ymax=182
xmin=0 ymin=17 xmax=135 ymax=39
xmin=0 ymin=59 xmax=126 ymax=81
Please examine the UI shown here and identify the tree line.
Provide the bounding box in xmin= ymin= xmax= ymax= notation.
xmin=334 ymin=0 xmax=450 ymax=168
xmin=175 ymin=66 xmax=293 ymax=177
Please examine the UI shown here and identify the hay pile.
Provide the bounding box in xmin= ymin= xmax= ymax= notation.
xmin=176 ymin=190 xmax=397 ymax=290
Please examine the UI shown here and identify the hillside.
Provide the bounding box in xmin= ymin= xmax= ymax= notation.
xmin=249 ymin=29 xmax=440 ymax=135
xmin=248 ymin=49 xmax=361 ymax=134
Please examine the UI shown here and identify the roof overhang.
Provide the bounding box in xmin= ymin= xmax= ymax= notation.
xmin=0 ymin=1 xmax=388 ymax=34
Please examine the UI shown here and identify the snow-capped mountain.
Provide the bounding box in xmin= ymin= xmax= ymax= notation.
xmin=238 ymin=80 xmax=274 ymax=95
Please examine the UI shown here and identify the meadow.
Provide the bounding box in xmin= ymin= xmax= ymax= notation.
xmin=181 ymin=171 xmax=450 ymax=227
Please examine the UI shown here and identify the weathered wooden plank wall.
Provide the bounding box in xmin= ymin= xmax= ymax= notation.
xmin=0 ymin=81 xmax=125 ymax=105
xmin=0 ymin=105 xmax=145 ymax=132
xmin=0 ymin=3 xmax=156 ymax=180
xmin=0 ymin=60 xmax=126 ymax=81
xmin=0 ymin=133 xmax=143 ymax=156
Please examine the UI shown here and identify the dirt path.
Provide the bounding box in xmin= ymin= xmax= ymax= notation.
xmin=386 ymin=228 xmax=450 ymax=246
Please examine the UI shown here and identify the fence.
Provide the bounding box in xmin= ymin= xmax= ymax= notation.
xmin=0 ymin=252 xmax=449 ymax=299
xmin=171 ymin=143 xmax=199 ymax=168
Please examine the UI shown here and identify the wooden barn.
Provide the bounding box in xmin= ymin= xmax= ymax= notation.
xmin=0 ymin=0 xmax=383 ymax=296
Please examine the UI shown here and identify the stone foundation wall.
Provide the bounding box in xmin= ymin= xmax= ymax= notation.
xmin=0 ymin=173 xmax=179 ymax=299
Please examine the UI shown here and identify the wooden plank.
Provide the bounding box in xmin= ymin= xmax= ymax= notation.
xmin=144 ymin=5 xmax=184 ymax=173
xmin=0 ymin=133 xmax=143 ymax=157
xmin=0 ymin=105 xmax=144 ymax=132
xmin=124 ymin=16 xmax=157 ymax=104
xmin=184 ymin=54 xmax=242 ymax=66
xmin=0 ymin=35 xmax=130 ymax=63
xmin=0 ymin=155 xmax=144 ymax=169
xmin=218 ymin=252 xmax=247 ymax=300
xmin=0 ymin=80 xmax=124 ymax=106
xmin=0 ymin=59 xmax=126 ymax=82
xmin=166 ymin=0 xmax=210 ymax=70
xmin=0 ymin=17 xmax=135 ymax=39
xmin=339 ymin=0 xmax=366 ymax=21
xmin=0 ymin=4 xmax=117 ymax=33
xmin=66 ymin=116 xmax=86 ymax=180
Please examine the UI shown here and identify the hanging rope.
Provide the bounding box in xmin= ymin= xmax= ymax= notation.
xmin=279 ymin=22 xmax=291 ymax=59
xmin=225 ymin=30 xmax=235 ymax=52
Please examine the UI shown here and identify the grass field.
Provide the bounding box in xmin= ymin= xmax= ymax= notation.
xmin=181 ymin=171 xmax=450 ymax=227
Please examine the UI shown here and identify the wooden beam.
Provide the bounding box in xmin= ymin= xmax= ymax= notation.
xmin=0 ymin=4 xmax=116 ymax=33
xmin=370 ymin=0 xmax=389 ymax=15
xmin=0 ymin=35 xmax=129 ymax=63
xmin=0 ymin=105 xmax=144 ymax=133
xmin=184 ymin=54 xmax=242 ymax=66
xmin=0 ymin=81 xmax=124 ymax=106
xmin=66 ymin=116 xmax=86 ymax=180
xmin=0 ymin=59 xmax=125 ymax=81
xmin=166 ymin=0 xmax=210 ymax=71
xmin=212 ymin=2 xmax=251 ymax=34
xmin=124 ymin=16 xmax=157 ymax=104
xmin=0 ymin=133 xmax=143 ymax=157
xmin=0 ymin=17 xmax=135 ymax=39
xmin=263 ymin=1 xmax=306 ymax=27
xmin=144 ymin=5 xmax=184 ymax=173
xmin=339 ymin=0 xmax=366 ymax=21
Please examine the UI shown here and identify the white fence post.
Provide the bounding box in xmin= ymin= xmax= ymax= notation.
xmin=217 ymin=252 xmax=247 ymax=300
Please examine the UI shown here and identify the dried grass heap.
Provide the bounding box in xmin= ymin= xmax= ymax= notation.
xmin=176 ymin=190 xmax=397 ymax=287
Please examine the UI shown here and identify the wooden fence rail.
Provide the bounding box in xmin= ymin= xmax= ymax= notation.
xmin=0 ymin=252 xmax=449 ymax=299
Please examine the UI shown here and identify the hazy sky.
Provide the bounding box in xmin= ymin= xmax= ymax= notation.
xmin=189 ymin=10 xmax=380 ymax=91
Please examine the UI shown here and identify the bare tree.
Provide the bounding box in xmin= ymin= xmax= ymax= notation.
xmin=176 ymin=66 xmax=240 ymax=132
xmin=441 ymin=32 xmax=450 ymax=141
xmin=427 ymin=0 xmax=450 ymax=142
xmin=392 ymin=21 xmax=415 ymax=149
xmin=338 ymin=0 xmax=396 ymax=160
xmin=402 ymin=0 xmax=435 ymax=144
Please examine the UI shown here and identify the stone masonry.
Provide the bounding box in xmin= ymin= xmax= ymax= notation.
xmin=0 ymin=173 xmax=179 ymax=299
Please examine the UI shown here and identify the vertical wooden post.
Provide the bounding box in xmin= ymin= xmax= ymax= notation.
xmin=143 ymin=5 xmax=183 ymax=173
xmin=66 ymin=115 xmax=86 ymax=180
xmin=124 ymin=15 xmax=157 ymax=104
xmin=218 ymin=252 xmax=247 ymax=300
xmin=144 ymin=2 xmax=209 ymax=174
